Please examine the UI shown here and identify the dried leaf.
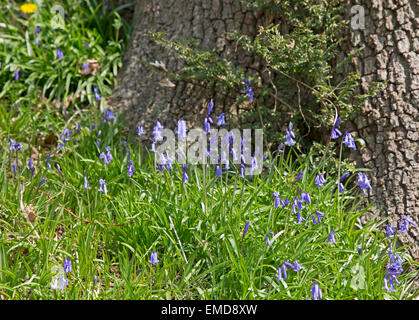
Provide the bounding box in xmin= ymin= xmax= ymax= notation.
xmin=158 ymin=77 xmax=176 ymax=88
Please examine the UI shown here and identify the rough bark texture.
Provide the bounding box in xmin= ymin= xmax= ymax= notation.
xmin=346 ymin=0 xmax=419 ymax=259
xmin=109 ymin=0 xmax=278 ymax=135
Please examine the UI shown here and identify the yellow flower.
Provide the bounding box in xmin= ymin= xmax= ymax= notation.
xmin=20 ymin=3 xmax=38 ymax=14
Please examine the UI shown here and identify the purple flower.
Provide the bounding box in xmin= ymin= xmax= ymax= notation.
xmin=272 ymin=192 xmax=280 ymax=208
xmin=216 ymin=165 xmax=222 ymax=178
xmin=278 ymin=143 xmax=284 ymax=153
xmin=127 ymin=160 xmax=135 ymax=178
xmin=177 ymin=118 xmax=187 ymax=140
xmin=98 ymin=179 xmax=107 ymax=195
xmin=182 ymin=164 xmax=188 ymax=183
xmin=242 ymin=78 xmax=254 ymax=102
xmin=358 ymin=247 xmax=363 ymax=255
xmin=300 ymin=190 xmax=311 ymax=204
xmin=83 ymin=175 xmax=89 ymax=190
xmin=385 ymin=224 xmax=397 ymax=238
xmin=311 ymin=283 xmax=322 ymax=300
xmin=35 ymin=36 xmax=40 ymax=46
xmin=327 ymin=230 xmax=336 ymax=243
xmin=93 ymin=87 xmax=101 ymax=101
xmin=82 ymin=62 xmax=89 ymax=69
xmin=217 ymin=113 xmax=226 ymax=127
xmin=51 ymin=275 xmax=68 ymax=291
xmin=343 ymin=131 xmax=356 ymax=150
xmin=99 ymin=146 xmax=113 ymax=164
xmin=151 ymin=120 xmax=164 ymax=150
xmin=207 ymin=99 xmax=214 ymax=115
xmin=383 ymin=248 xmax=403 ymax=292
xmin=315 ymin=174 xmax=327 ymax=187
xmin=278 ymin=260 xmax=302 ymax=281
xmin=242 ymin=221 xmax=250 ymax=238
xmin=296 ymin=211 xmax=306 ymax=224
xmin=338 ymin=183 xmax=345 ymax=193
xmin=84 ymin=41 xmax=89 ymax=48
xmin=331 ymin=117 xmax=342 ymax=139
xmin=14 ymin=69 xmax=19 ymax=81
xmin=340 ymin=172 xmax=350 ymax=182
xmin=103 ymin=109 xmax=114 ymax=121
xmin=12 ymin=161 xmax=17 ymax=175
xmin=56 ymin=48 xmax=64 ymax=60
xmin=137 ymin=125 xmax=145 ymax=136
xmin=312 ymin=210 xmax=325 ymax=224
xmin=55 ymin=163 xmax=61 ymax=174
xmin=285 ymin=122 xmax=296 ymax=147
xmin=292 ymin=198 xmax=303 ymax=213
xmin=357 ymin=172 xmax=372 ymax=195
xmin=60 ymin=128 xmax=70 ymax=142
xmin=34 ymin=27 xmax=40 ymax=35
xmin=9 ymin=138 xmax=22 ymax=151
xmin=400 ymin=216 xmax=416 ymax=233
xmin=204 ymin=100 xmax=214 ymax=134
xmin=296 ymin=170 xmax=304 ymax=182
xmin=265 ymin=231 xmax=274 ymax=248
xmin=29 ymin=158 xmax=35 ymax=176
xmin=39 ymin=177 xmax=46 ymax=187
xmin=63 ymin=258 xmax=72 ymax=273
xmin=149 ymin=251 xmax=159 ymax=265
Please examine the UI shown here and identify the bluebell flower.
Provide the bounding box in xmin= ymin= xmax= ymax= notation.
xmin=83 ymin=175 xmax=89 ymax=190
xmin=91 ymin=123 xmax=96 ymax=130
xmin=343 ymin=131 xmax=356 ymax=150
xmin=56 ymin=48 xmax=64 ymax=60
xmin=182 ymin=164 xmax=188 ymax=183
xmin=39 ymin=177 xmax=46 ymax=187
xmin=338 ymin=182 xmax=345 ymax=193
xmin=177 ymin=118 xmax=187 ymax=140
xmin=51 ymin=274 xmax=68 ymax=292
xmin=93 ymin=87 xmax=101 ymax=101
xmin=358 ymin=247 xmax=363 ymax=255
xmin=311 ymin=283 xmax=322 ymax=300
xmin=60 ymin=128 xmax=70 ymax=142
xmin=55 ymin=163 xmax=61 ymax=174
xmin=100 ymin=146 xmax=113 ymax=164
xmin=296 ymin=170 xmax=304 ymax=182
xmin=292 ymin=197 xmax=303 ymax=214
xmin=12 ymin=161 xmax=17 ymax=175
xmin=300 ymin=190 xmax=311 ymax=204
xmin=35 ymin=36 xmax=40 ymax=46
xmin=103 ymin=109 xmax=114 ymax=121
xmin=29 ymin=158 xmax=35 ymax=176
xmin=217 ymin=113 xmax=226 ymax=127
xmin=98 ymin=179 xmax=107 ymax=195
xmin=296 ymin=211 xmax=306 ymax=224
xmin=34 ymin=27 xmax=40 ymax=35
xmin=151 ymin=120 xmax=164 ymax=151
xmin=9 ymin=138 xmax=22 ymax=151
xmin=278 ymin=143 xmax=284 ymax=153
xmin=340 ymin=172 xmax=350 ymax=182
xmin=84 ymin=41 xmax=89 ymax=48
xmin=14 ymin=69 xmax=19 ymax=81
xmin=63 ymin=258 xmax=72 ymax=273
xmin=137 ymin=125 xmax=145 ymax=136
xmin=149 ymin=251 xmax=159 ymax=265
xmin=385 ymin=224 xmax=397 ymax=238
xmin=96 ymin=139 xmax=101 ymax=148
xmin=400 ymin=216 xmax=416 ymax=233
xmin=315 ymin=174 xmax=327 ymax=187
xmin=285 ymin=122 xmax=296 ymax=147
xmin=242 ymin=78 xmax=254 ymax=101
xmin=272 ymin=192 xmax=280 ymax=208
xmin=357 ymin=172 xmax=372 ymax=195
xmin=276 ymin=266 xmax=283 ymax=281
xmin=383 ymin=248 xmax=403 ymax=292
xmin=331 ymin=117 xmax=342 ymax=139
xmin=57 ymin=143 xmax=65 ymax=149
xmin=216 ymin=165 xmax=222 ymax=178
xmin=82 ymin=62 xmax=89 ymax=69
xmin=278 ymin=260 xmax=303 ymax=281
xmin=327 ymin=230 xmax=336 ymax=244
xmin=204 ymin=100 xmax=214 ymax=134
xmin=265 ymin=231 xmax=274 ymax=248
xmin=312 ymin=210 xmax=325 ymax=224
xmin=242 ymin=221 xmax=250 ymax=238
xmin=127 ymin=160 xmax=135 ymax=178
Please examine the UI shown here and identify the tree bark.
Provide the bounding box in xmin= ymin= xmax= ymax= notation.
xmin=345 ymin=0 xmax=419 ymax=260
xmin=109 ymin=0 xmax=275 ymax=135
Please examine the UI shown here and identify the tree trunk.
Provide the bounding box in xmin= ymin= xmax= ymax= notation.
xmin=110 ymin=0 xmax=419 ymax=258
xmin=109 ymin=0 xmax=276 ymax=134
xmin=344 ymin=0 xmax=419 ymax=260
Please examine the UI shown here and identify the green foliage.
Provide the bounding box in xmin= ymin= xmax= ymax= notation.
xmin=0 ymin=101 xmax=417 ymax=300
xmin=0 ymin=0 xmax=132 ymax=107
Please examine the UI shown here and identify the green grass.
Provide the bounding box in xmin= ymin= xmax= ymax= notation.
xmin=0 ymin=0 xmax=417 ymax=300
